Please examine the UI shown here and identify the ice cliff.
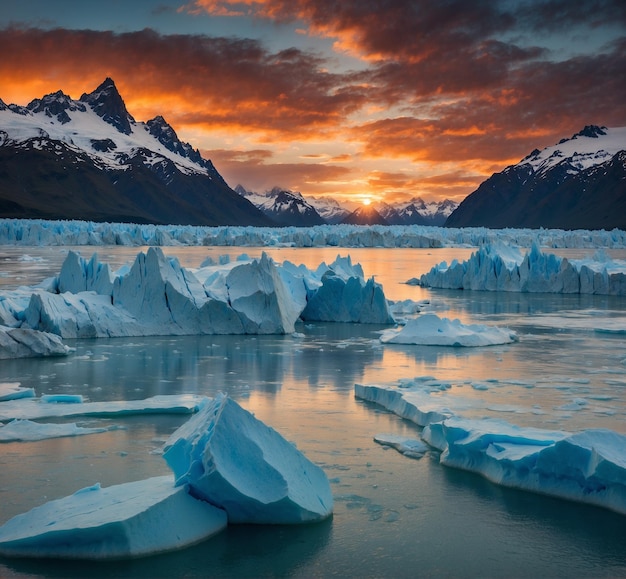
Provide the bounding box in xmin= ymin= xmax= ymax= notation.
xmin=0 ymin=247 xmax=394 ymax=348
xmin=355 ymin=382 xmax=626 ymax=515
xmin=415 ymin=243 xmax=626 ymax=295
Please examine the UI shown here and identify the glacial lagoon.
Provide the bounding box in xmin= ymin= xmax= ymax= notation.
xmin=1 ymin=245 xmax=626 ymax=578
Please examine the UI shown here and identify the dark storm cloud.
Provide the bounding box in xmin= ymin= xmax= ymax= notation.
xmin=0 ymin=26 xmax=367 ymax=135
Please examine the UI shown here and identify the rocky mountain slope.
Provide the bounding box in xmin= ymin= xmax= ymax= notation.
xmin=445 ymin=126 xmax=626 ymax=230
xmin=0 ymin=79 xmax=271 ymax=226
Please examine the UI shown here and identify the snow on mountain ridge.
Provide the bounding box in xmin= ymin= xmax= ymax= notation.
xmin=520 ymin=125 xmax=626 ymax=176
xmin=0 ymin=79 xmax=212 ymax=178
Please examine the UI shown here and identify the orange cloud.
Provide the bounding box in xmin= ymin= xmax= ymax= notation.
xmin=1 ymin=2 xmax=625 ymax=206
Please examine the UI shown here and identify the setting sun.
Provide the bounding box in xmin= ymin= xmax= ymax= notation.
xmin=362 ymin=198 xmax=372 ymax=206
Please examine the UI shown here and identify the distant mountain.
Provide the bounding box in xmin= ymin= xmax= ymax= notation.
xmin=0 ymin=78 xmax=271 ymax=226
xmin=445 ymin=125 xmax=626 ymax=230
xmin=235 ymin=186 xmax=325 ymax=226
xmin=307 ymin=196 xmax=352 ymax=224
xmin=375 ymin=197 xmax=458 ymax=226
xmin=341 ymin=205 xmax=389 ymax=225
xmin=236 ymin=186 xmax=456 ymax=227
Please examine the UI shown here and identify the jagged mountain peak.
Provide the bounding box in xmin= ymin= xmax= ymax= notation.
xmin=80 ymin=77 xmax=135 ymax=135
xmin=569 ymin=125 xmax=607 ymax=140
xmin=26 ymin=89 xmax=86 ymax=125
xmin=146 ymin=114 xmax=206 ymax=168
xmin=266 ymin=186 xmax=304 ymax=200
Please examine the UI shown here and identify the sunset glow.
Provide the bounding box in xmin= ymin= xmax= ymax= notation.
xmin=1 ymin=1 xmax=624 ymax=205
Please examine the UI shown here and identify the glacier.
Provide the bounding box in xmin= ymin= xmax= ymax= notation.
xmin=415 ymin=243 xmax=626 ymax=295
xmin=355 ymin=382 xmax=626 ymax=515
xmin=1 ymin=218 xmax=625 ymax=249
xmin=379 ymin=313 xmax=518 ymax=346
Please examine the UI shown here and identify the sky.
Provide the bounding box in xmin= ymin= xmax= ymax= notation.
xmin=1 ymin=1 xmax=625 ymax=206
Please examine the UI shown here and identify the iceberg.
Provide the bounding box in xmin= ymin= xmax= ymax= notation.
xmin=0 ymin=393 xmax=333 ymax=559
xmin=379 ymin=313 xmax=518 ymax=347
xmin=0 ymin=247 xmax=393 ymax=346
xmin=300 ymin=256 xmax=394 ymax=324
xmin=0 ymin=383 xmax=35 ymax=402
xmin=163 ymin=393 xmax=334 ymax=524
xmin=0 ymin=476 xmax=227 ymax=559
xmin=0 ymin=325 xmax=70 ymax=358
xmin=417 ymin=243 xmax=626 ymax=295
xmin=356 ymin=382 xmax=626 ymax=515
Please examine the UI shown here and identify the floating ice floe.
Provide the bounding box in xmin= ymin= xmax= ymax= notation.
xmin=164 ymin=393 xmax=334 ymax=524
xmin=415 ymin=243 xmax=626 ymax=295
xmin=373 ymin=433 xmax=429 ymax=458
xmin=379 ymin=313 xmax=518 ymax=347
xmin=0 ymin=476 xmax=227 ymax=559
xmin=0 ymin=383 xmax=35 ymax=402
xmin=0 ymin=393 xmax=333 ymax=559
xmin=0 ymin=325 xmax=70 ymax=359
xmin=0 ymin=247 xmax=393 ymax=349
xmin=0 ymin=419 xmax=118 ymax=443
xmin=356 ymin=382 xmax=626 ymax=515
xmin=0 ymin=394 xmax=208 ymax=422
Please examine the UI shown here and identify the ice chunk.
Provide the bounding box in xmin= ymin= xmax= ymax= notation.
xmin=301 ymin=256 xmax=394 ymax=324
xmin=163 ymin=393 xmax=333 ymax=524
xmin=0 ymin=476 xmax=227 ymax=559
xmin=0 ymin=325 xmax=70 ymax=358
xmin=0 ymin=394 xmax=209 ymax=422
xmin=380 ymin=313 xmax=518 ymax=347
xmin=0 ymin=419 xmax=115 ymax=442
xmin=41 ymin=394 xmax=84 ymax=404
xmin=357 ymin=382 xmax=626 ymax=515
xmin=223 ymin=253 xmax=300 ymax=333
xmin=0 ymin=383 xmax=35 ymax=402
xmin=418 ymin=243 xmax=626 ymax=295
xmin=374 ymin=433 xmax=429 ymax=458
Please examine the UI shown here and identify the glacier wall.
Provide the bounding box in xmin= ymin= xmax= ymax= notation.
xmin=1 ymin=219 xmax=625 ymax=248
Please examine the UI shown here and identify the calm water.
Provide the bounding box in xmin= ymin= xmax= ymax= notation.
xmin=1 ymin=246 xmax=626 ymax=578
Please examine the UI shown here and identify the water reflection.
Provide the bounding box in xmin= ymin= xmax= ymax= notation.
xmin=1 ymin=520 xmax=333 ymax=579
xmin=2 ymin=245 xmax=626 ymax=578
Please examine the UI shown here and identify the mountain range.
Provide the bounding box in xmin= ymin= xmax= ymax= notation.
xmin=1 ymin=79 xmax=622 ymax=230
xmin=446 ymin=125 xmax=626 ymax=230
xmin=235 ymin=185 xmax=458 ymax=226
xmin=0 ymin=78 xmax=271 ymax=226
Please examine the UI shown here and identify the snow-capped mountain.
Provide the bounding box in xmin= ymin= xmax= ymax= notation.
xmin=446 ymin=125 xmax=626 ymax=230
xmin=0 ymin=78 xmax=271 ymax=226
xmin=306 ymin=196 xmax=352 ymax=224
xmin=237 ymin=185 xmax=456 ymax=226
xmin=235 ymin=186 xmax=325 ymax=226
xmin=375 ymin=197 xmax=458 ymax=226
